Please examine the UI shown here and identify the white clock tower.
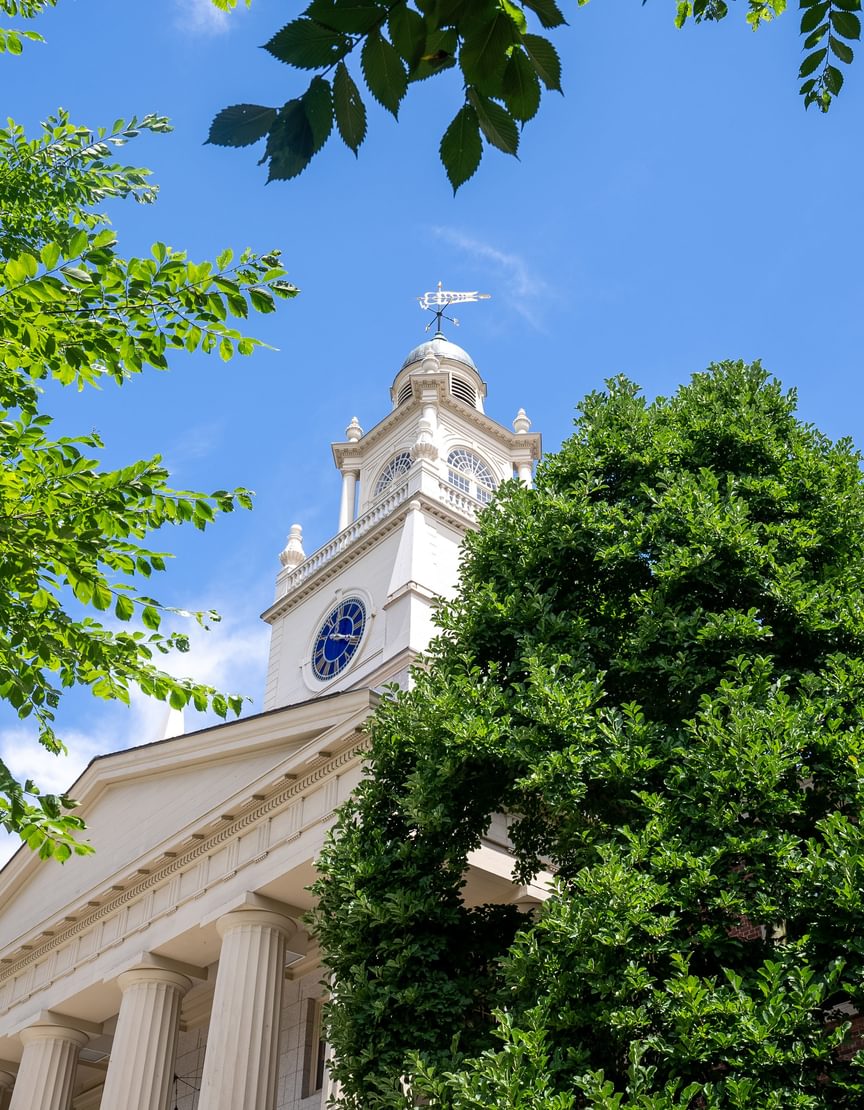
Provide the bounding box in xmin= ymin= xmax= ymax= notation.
xmin=261 ymin=330 xmax=541 ymax=708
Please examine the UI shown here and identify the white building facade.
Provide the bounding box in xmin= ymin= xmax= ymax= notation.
xmin=0 ymin=333 xmax=543 ymax=1110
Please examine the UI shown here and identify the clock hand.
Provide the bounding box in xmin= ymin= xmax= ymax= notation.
xmin=329 ymin=633 xmax=361 ymax=642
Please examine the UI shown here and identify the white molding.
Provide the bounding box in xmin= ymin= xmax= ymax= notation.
xmin=0 ymin=737 xmax=369 ymax=1007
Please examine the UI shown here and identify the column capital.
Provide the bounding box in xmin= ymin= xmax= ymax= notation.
xmin=117 ymin=966 xmax=192 ymax=994
xmin=215 ymin=907 xmax=296 ymax=940
xmin=19 ymin=1025 xmax=88 ymax=1049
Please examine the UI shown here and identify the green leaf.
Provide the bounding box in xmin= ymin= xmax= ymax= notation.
xmin=502 ymin=48 xmax=542 ymax=121
xmin=799 ymin=46 xmax=827 ymax=76
xmin=824 ymin=62 xmax=845 ymax=91
xmin=522 ymin=0 xmax=567 ymax=29
xmin=361 ymin=30 xmax=408 ymax=116
xmin=303 ymin=75 xmax=334 ymax=154
xmin=115 ymin=595 xmax=135 ymax=621
xmin=388 ymin=4 xmax=426 ymax=67
xmin=830 ymin=34 xmax=854 ymax=61
xmin=141 ymin=606 xmax=161 ymax=631
xmin=264 ymin=99 xmax=316 ymax=181
xmin=800 ymin=2 xmax=830 ymax=32
xmin=830 ymin=9 xmax=861 ymax=38
xmin=249 ymin=288 xmax=277 ymax=312
xmin=265 ymin=18 xmax=350 ymax=69
xmin=39 ymin=242 xmax=60 ymax=269
xmin=306 ymin=0 xmax=384 ymax=33
xmin=467 ymin=89 xmax=520 ymax=155
xmin=409 ymin=27 xmax=458 ymax=81
xmin=460 ymin=11 xmax=516 ymax=92
xmin=334 ymin=61 xmax=368 ymax=153
xmin=522 ymin=33 xmax=562 ymax=90
xmin=803 ymin=23 xmax=829 ymax=48
xmin=440 ymin=103 xmax=482 ymax=192
xmin=206 ymin=104 xmax=278 ymax=148
xmin=501 ymin=0 xmax=528 ymax=35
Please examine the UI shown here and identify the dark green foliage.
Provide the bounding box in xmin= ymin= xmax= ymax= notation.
xmin=314 ymin=363 xmax=864 ymax=1107
xmin=205 ymin=0 xmax=860 ymax=191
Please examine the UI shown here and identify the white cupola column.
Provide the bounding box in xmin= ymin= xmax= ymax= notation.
xmin=197 ymin=909 xmax=295 ymax=1110
xmin=512 ymin=408 xmax=535 ymax=487
xmin=9 ymin=1023 xmax=88 ymax=1110
xmin=0 ymin=1071 xmax=15 ymax=1110
xmin=99 ymin=966 xmax=191 ymax=1110
xmin=338 ymin=469 xmax=359 ymax=530
xmin=338 ymin=417 xmax=364 ymax=531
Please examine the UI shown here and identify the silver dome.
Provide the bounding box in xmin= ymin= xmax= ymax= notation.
xmin=400 ymin=333 xmax=477 ymax=371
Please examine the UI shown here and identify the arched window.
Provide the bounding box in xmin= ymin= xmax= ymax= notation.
xmin=374 ymin=451 xmax=413 ymax=496
xmin=447 ymin=449 xmax=497 ymax=504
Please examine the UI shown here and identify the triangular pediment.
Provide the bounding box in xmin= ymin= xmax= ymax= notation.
xmin=0 ymin=689 xmax=375 ymax=956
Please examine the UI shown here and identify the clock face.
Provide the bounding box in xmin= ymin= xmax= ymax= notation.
xmin=312 ymin=597 xmax=367 ymax=681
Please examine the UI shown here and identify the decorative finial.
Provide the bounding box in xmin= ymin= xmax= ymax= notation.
xmin=417 ymin=282 xmax=491 ymax=333
xmin=513 ymin=408 xmax=531 ymax=434
xmin=279 ymin=523 xmax=306 ymax=568
xmin=346 ymin=416 xmax=363 ymax=442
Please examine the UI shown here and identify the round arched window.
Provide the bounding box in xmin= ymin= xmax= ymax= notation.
xmin=374 ymin=451 xmax=413 ymax=496
xmin=446 ymin=449 xmax=497 ymax=504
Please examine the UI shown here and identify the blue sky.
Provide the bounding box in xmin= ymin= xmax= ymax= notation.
xmin=2 ymin=0 xmax=863 ymax=849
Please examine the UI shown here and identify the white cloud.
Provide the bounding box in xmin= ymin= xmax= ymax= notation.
xmin=174 ymin=0 xmax=239 ymax=35
xmin=429 ymin=227 xmax=556 ymax=330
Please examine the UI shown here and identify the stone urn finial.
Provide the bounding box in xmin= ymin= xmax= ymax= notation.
xmin=513 ymin=407 xmax=531 ymax=435
xmin=279 ymin=523 xmax=306 ymax=568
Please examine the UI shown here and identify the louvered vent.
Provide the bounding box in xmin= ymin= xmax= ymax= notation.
xmin=397 ymin=381 xmax=413 ymax=405
xmin=451 ymin=377 xmax=477 ymax=407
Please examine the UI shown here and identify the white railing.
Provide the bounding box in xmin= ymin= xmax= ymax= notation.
xmin=277 ymin=479 xmax=413 ymax=596
xmin=438 ymin=481 xmax=485 ymax=520
xmin=275 ymin=475 xmax=487 ymax=601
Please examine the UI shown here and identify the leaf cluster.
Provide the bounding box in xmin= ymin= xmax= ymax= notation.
xmin=0 ymin=0 xmax=56 ymax=54
xmin=208 ymin=0 xmax=565 ymax=192
xmin=0 ymin=112 xmax=296 ymax=858
xmin=209 ymin=0 xmax=860 ymax=191
xmin=314 ymin=362 xmax=864 ymax=1106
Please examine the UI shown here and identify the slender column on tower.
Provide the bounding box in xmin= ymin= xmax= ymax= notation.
xmin=197 ymin=909 xmax=295 ymax=1110
xmin=99 ymin=966 xmax=191 ymax=1110
xmin=0 ymin=1071 xmax=15 ymax=1110
xmin=338 ymin=417 xmax=363 ymax=530
xmin=9 ymin=1024 xmax=88 ymax=1110
xmin=338 ymin=469 xmax=359 ymax=530
xmin=512 ymin=408 xmax=535 ymax=488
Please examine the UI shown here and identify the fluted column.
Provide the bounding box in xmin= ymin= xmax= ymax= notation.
xmin=338 ymin=469 xmax=359 ymax=530
xmin=198 ymin=909 xmax=294 ymax=1110
xmin=0 ymin=1071 xmax=15 ymax=1110
xmin=515 ymin=458 xmax=534 ymax=487
xmin=100 ymin=966 xmax=191 ymax=1110
xmin=9 ymin=1024 xmax=88 ymax=1110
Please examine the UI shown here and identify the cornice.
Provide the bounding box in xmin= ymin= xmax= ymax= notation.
xmin=331 ymin=386 xmax=539 ymax=465
xmin=0 ymin=729 xmax=372 ymax=986
xmin=262 ymin=488 xmax=477 ymax=624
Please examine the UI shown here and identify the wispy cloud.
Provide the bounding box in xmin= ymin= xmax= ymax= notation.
xmin=174 ymin=0 xmax=238 ymax=36
xmin=0 ymin=604 xmax=269 ymax=864
xmin=429 ymin=227 xmax=555 ymax=330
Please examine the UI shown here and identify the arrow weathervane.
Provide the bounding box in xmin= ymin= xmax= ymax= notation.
xmin=417 ymin=281 xmax=491 ymax=331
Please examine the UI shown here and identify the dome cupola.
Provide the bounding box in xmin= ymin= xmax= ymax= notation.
xmin=391 ymin=331 xmax=487 ymax=413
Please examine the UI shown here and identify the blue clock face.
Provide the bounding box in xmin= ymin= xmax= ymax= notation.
xmin=312 ymin=597 xmax=367 ymax=681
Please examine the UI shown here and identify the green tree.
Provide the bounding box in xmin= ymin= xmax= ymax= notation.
xmin=0 ymin=111 xmax=296 ymax=858
xmin=313 ymin=363 xmax=864 ymax=1107
xmin=205 ymin=0 xmax=861 ymax=190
